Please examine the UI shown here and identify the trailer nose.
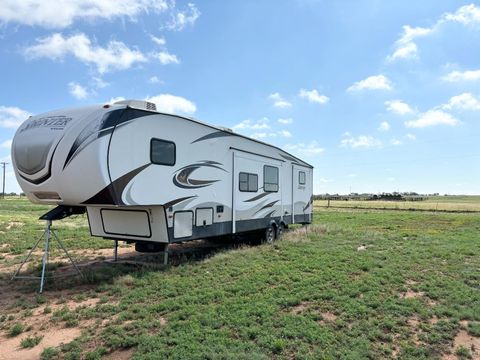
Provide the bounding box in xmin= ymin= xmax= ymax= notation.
xmin=13 ymin=116 xmax=72 ymax=184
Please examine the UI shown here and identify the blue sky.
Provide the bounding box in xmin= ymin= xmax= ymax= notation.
xmin=0 ymin=1 xmax=479 ymax=195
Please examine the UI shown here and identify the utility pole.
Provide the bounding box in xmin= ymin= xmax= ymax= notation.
xmin=1 ymin=162 xmax=7 ymax=199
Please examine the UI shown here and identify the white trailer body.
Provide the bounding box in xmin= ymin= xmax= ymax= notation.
xmin=12 ymin=100 xmax=313 ymax=246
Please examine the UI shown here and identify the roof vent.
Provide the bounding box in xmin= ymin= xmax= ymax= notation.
xmin=114 ymin=99 xmax=157 ymax=112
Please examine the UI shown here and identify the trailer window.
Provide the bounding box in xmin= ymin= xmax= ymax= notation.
xmin=239 ymin=172 xmax=258 ymax=192
xmin=264 ymin=165 xmax=279 ymax=192
xmin=299 ymin=171 xmax=306 ymax=185
xmin=150 ymin=138 xmax=175 ymax=166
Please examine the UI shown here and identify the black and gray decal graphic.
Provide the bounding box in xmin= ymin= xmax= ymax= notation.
xmin=163 ymin=196 xmax=198 ymax=209
xmin=254 ymin=200 xmax=279 ymax=215
xmin=63 ymin=109 xmax=125 ymax=169
xmin=173 ymin=161 xmax=227 ymax=189
xmin=303 ymin=195 xmax=314 ymax=211
xmin=263 ymin=210 xmax=276 ymax=218
xmin=82 ymin=163 xmax=151 ymax=205
xmin=191 ymin=131 xmax=234 ymax=144
xmin=244 ymin=192 xmax=269 ymax=202
xmin=64 ymin=109 xmax=156 ymax=169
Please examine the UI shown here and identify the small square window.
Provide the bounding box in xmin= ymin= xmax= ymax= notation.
xmin=239 ymin=172 xmax=258 ymax=192
xmin=151 ymin=138 xmax=175 ymax=166
xmin=299 ymin=171 xmax=306 ymax=185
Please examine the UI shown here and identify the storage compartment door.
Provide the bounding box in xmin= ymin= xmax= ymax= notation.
xmin=101 ymin=209 xmax=151 ymax=238
xmin=174 ymin=211 xmax=193 ymax=238
xmin=196 ymin=208 xmax=213 ymax=227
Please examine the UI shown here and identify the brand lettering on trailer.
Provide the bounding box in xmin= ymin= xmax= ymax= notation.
xmin=19 ymin=116 xmax=73 ymax=132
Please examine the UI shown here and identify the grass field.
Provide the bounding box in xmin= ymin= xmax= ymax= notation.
xmin=315 ymin=196 xmax=480 ymax=212
xmin=0 ymin=197 xmax=479 ymax=359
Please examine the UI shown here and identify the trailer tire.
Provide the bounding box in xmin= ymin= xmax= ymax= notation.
xmin=264 ymin=224 xmax=276 ymax=244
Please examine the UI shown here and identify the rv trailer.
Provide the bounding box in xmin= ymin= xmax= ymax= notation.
xmin=12 ymin=100 xmax=313 ymax=251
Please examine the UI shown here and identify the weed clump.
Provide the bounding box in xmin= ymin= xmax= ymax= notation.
xmin=8 ymin=322 xmax=24 ymax=337
xmin=21 ymin=335 xmax=43 ymax=348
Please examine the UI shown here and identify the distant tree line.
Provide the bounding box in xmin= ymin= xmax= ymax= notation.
xmin=314 ymin=192 xmax=429 ymax=202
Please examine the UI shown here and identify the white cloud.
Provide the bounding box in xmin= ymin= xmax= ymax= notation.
xmin=0 ymin=106 xmax=31 ymax=129
xmin=251 ymin=130 xmax=292 ymax=139
xmin=24 ymin=33 xmax=148 ymax=73
xmin=442 ymin=69 xmax=480 ymax=82
xmin=92 ymin=76 xmax=109 ymax=88
xmin=284 ymin=141 xmax=324 ymax=157
xmin=278 ymin=130 xmax=292 ymax=137
xmin=68 ymin=82 xmax=88 ymax=99
xmin=277 ymin=118 xmax=293 ymax=125
xmin=404 ymin=110 xmax=459 ymax=128
xmin=146 ymin=94 xmax=196 ymax=114
xmin=153 ymin=51 xmax=180 ymax=65
xmin=0 ymin=0 xmax=169 ymax=29
xmin=406 ymin=133 xmax=416 ymax=140
xmin=149 ymin=76 xmax=160 ymax=83
xmin=298 ymin=89 xmax=329 ymax=104
xmin=109 ymin=96 xmax=126 ymax=104
xmin=390 ymin=138 xmax=402 ymax=146
xmin=232 ymin=118 xmax=270 ymax=131
xmin=150 ymin=35 xmax=166 ymax=46
xmin=387 ymin=26 xmax=433 ymax=61
xmin=443 ymin=3 xmax=480 ymax=25
xmin=268 ymin=93 xmax=292 ymax=108
xmin=1 ymin=139 xmax=12 ymax=149
xmin=385 ymin=100 xmax=413 ymax=115
xmin=166 ymin=3 xmax=200 ymax=31
xmin=347 ymin=75 xmax=393 ymax=92
xmin=442 ymin=92 xmax=480 ymax=111
xmin=378 ymin=121 xmax=390 ymax=131
xmin=341 ymin=132 xmax=382 ymax=148
xmin=388 ymin=4 xmax=480 ymax=62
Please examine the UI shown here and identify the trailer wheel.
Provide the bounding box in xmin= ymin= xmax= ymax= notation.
xmin=264 ymin=224 xmax=276 ymax=244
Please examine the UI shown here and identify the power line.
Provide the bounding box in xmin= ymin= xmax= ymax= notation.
xmin=1 ymin=162 xmax=8 ymax=199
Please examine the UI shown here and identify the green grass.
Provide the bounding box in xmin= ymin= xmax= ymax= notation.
xmin=21 ymin=334 xmax=43 ymax=348
xmin=0 ymin=198 xmax=479 ymax=359
xmin=8 ymin=322 xmax=25 ymax=337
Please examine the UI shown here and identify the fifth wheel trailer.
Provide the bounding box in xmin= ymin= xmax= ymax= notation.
xmin=12 ymin=100 xmax=313 ymax=250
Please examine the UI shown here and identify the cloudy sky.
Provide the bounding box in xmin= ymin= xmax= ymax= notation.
xmin=0 ymin=1 xmax=479 ymax=195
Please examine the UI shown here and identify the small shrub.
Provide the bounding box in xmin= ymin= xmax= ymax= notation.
xmin=43 ymin=306 xmax=52 ymax=314
xmin=36 ymin=294 xmax=47 ymax=304
xmin=21 ymin=335 xmax=43 ymax=348
xmin=8 ymin=322 xmax=24 ymax=337
xmin=115 ymin=274 xmax=135 ymax=287
xmin=41 ymin=347 xmax=60 ymax=360
xmin=65 ymin=318 xmax=79 ymax=328
xmin=467 ymin=322 xmax=480 ymax=337
xmin=455 ymin=345 xmax=472 ymax=359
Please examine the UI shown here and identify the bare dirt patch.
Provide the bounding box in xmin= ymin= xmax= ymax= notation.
xmin=104 ymin=347 xmax=135 ymax=360
xmin=401 ymin=289 xmax=425 ymax=299
xmin=442 ymin=328 xmax=480 ymax=360
xmin=319 ymin=312 xmax=337 ymax=324
xmin=290 ymin=301 xmax=312 ymax=315
xmin=0 ymin=327 xmax=81 ymax=360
